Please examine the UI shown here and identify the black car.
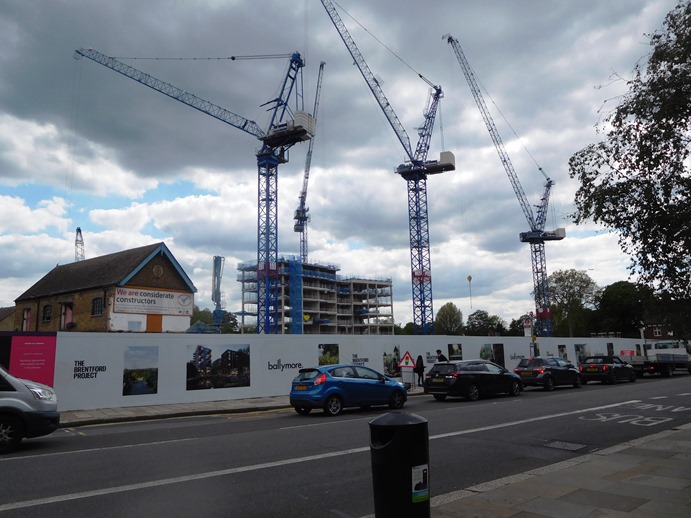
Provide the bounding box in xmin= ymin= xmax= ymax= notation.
xmin=513 ymin=357 xmax=582 ymax=390
xmin=579 ymin=356 xmax=637 ymax=384
xmin=423 ymin=360 xmax=522 ymax=401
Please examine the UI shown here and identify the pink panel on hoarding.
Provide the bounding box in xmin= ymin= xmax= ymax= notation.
xmin=9 ymin=335 xmax=57 ymax=387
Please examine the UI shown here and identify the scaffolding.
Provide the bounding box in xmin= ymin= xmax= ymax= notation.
xmin=237 ymin=256 xmax=394 ymax=334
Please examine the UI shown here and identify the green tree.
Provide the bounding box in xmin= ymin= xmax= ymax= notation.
xmin=568 ymin=1 xmax=691 ymax=300
xmin=507 ymin=315 xmax=530 ymax=337
xmin=466 ymin=309 xmax=506 ymax=336
xmin=191 ymin=305 xmax=238 ymax=333
xmin=192 ymin=305 xmax=213 ymax=324
xmin=596 ymin=281 xmax=652 ymax=338
xmin=394 ymin=322 xmax=415 ymax=335
xmin=434 ymin=302 xmax=464 ymax=335
xmin=548 ymin=269 xmax=599 ymax=337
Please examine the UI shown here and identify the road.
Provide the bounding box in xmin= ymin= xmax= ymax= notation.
xmin=1 ymin=375 xmax=689 ymax=517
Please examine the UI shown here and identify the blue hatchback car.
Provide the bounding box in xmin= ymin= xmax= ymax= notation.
xmin=290 ymin=364 xmax=407 ymax=416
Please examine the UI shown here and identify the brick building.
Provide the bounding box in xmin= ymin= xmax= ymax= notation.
xmin=14 ymin=242 xmax=196 ymax=333
xmin=0 ymin=307 xmax=14 ymax=331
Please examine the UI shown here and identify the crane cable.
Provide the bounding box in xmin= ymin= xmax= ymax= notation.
xmin=333 ymin=1 xmax=436 ymax=87
xmin=471 ymin=67 xmax=547 ymax=181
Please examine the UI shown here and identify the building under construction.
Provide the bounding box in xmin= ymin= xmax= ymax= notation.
xmin=237 ymin=257 xmax=394 ymax=334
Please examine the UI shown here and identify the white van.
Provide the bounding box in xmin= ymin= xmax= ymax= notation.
xmin=0 ymin=364 xmax=60 ymax=453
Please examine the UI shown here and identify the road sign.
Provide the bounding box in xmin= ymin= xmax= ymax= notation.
xmin=398 ymin=351 xmax=416 ymax=368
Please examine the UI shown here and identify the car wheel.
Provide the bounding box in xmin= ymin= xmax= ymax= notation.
xmin=294 ymin=406 xmax=312 ymax=415
xmin=432 ymin=394 xmax=447 ymax=401
xmin=0 ymin=416 xmax=24 ymax=454
xmin=608 ymin=371 xmax=618 ymax=385
xmin=466 ymin=384 xmax=480 ymax=401
xmin=388 ymin=390 xmax=406 ymax=409
xmin=629 ymin=371 xmax=637 ymax=383
xmin=543 ymin=377 xmax=555 ymax=391
xmin=573 ymin=376 xmax=582 ymax=389
xmin=324 ymin=395 xmax=343 ymax=416
xmin=508 ymin=380 xmax=521 ymax=396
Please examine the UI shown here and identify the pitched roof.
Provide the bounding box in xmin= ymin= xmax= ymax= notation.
xmin=0 ymin=307 xmax=14 ymax=321
xmin=15 ymin=242 xmax=196 ymax=301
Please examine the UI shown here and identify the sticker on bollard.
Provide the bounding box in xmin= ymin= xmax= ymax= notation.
xmin=369 ymin=412 xmax=430 ymax=517
xmin=412 ymin=464 xmax=429 ymax=502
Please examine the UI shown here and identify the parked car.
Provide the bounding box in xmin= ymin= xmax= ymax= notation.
xmin=289 ymin=364 xmax=407 ymax=416
xmin=0 ymin=364 xmax=60 ymax=454
xmin=423 ymin=359 xmax=522 ymax=401
xmin=579 ymin=356 xmax=637 ymax=384
xmin=513 ymin=357 xmax=582 ymax=390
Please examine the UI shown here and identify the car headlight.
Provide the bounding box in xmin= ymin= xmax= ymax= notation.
xmin=28 ymin=386 xmax=56 ymax=401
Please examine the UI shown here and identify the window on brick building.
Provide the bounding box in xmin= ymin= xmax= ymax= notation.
xmin=42 ymin=304 xmax=52 ymax=322
xmin=22 ymin=308 xmax=31 ymax=331
xmin=653 ymin=325 xmax=662 ymax=337
xmin=91 ymin=297 xmax=104 ymax=316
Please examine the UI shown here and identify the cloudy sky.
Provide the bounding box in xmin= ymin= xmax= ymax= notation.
xmin=0 ymin=0 xmax=677 ymax=327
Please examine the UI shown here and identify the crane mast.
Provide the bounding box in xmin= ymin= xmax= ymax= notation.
xmin=74 ymin=48 xmax=315 ymax=334
xmin=445 ymin=34 xmax=564 ymax=336
xmin=321 ymin=0 xmax=454 ymax=335
xmin=74 ymin=227 xmax=85 ymax=262
xmin=212 ymin=255 xmax=225 ymax=331
xmin=294 ymin=61 xmax=325 ymax=263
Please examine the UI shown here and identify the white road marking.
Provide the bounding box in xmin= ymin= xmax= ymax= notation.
xmin=0 ymin=400 xmax=641 ymax=512
xmin=0 ymin=438 xmax=197 ymax=462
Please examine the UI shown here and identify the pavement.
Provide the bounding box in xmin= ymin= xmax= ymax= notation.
xmin=60 ymin=389 xmax=691 ymax=518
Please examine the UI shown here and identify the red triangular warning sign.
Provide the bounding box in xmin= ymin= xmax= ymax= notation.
xmin=398 ymin=351 xmax=415 ymax=368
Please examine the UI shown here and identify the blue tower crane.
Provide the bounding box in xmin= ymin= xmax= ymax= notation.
xmin=294 ymin=61 xmax=325 ymax=263
xmin=445 ymin=35 xmax=565 ymax=336
xmin=321 ymin=0 xmax=455 ymax=335
xmin=211 ymin=255 xmax=225 ymax=331
xmin=73 ymin=48 xmax=315 ymax=334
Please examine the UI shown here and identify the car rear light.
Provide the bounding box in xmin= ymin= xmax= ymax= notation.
xmin=313 ymin=373 xmax=327 ymax=386
xmin=602 ymin=366 xmax=609 ymax=371
xmin=452 ymin=373 xmax=460 ymax=378
xmin=534 ymin=369 xmax=544 ymax=374
xmin=579 ymin=366 xmax=584 ymax=372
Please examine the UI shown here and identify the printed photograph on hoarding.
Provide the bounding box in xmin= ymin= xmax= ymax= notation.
xmin=186 ymin=344 xmax=250 ymax=390
xmin=480 ymin=344 xmax=494 ymax=361
xmin=558 ymin=344 xmax=568 ymax=360
xmin=123 ymin=346 xmax=159 ymax=396
xmin=575 ymin=344 xmax=590 ymax=364
xmin=383 ymin=345 xmax=401 ymax=377
xmin=449 ymin=344 xmax=462 ymax=361
xmin=318 ymin=343 xmax=339 ymax=366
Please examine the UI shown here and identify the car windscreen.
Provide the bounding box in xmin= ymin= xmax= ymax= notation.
xmin=293 ymin=369 xmax=320 ymax=381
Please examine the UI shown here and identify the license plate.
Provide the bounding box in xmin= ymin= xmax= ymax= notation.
xmin=432 ymin=378 xmax=445 ymax=383
xmin=294 ymin=385 xmax=308 ymax=391
xmin=587 ymin=368 xmax=598 ymax=372
xmin=520 ymin=371 xmax=532 ymax=377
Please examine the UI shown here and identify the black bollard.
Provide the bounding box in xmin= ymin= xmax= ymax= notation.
xmin=369 ymin=412 xmax=429 ymax=518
